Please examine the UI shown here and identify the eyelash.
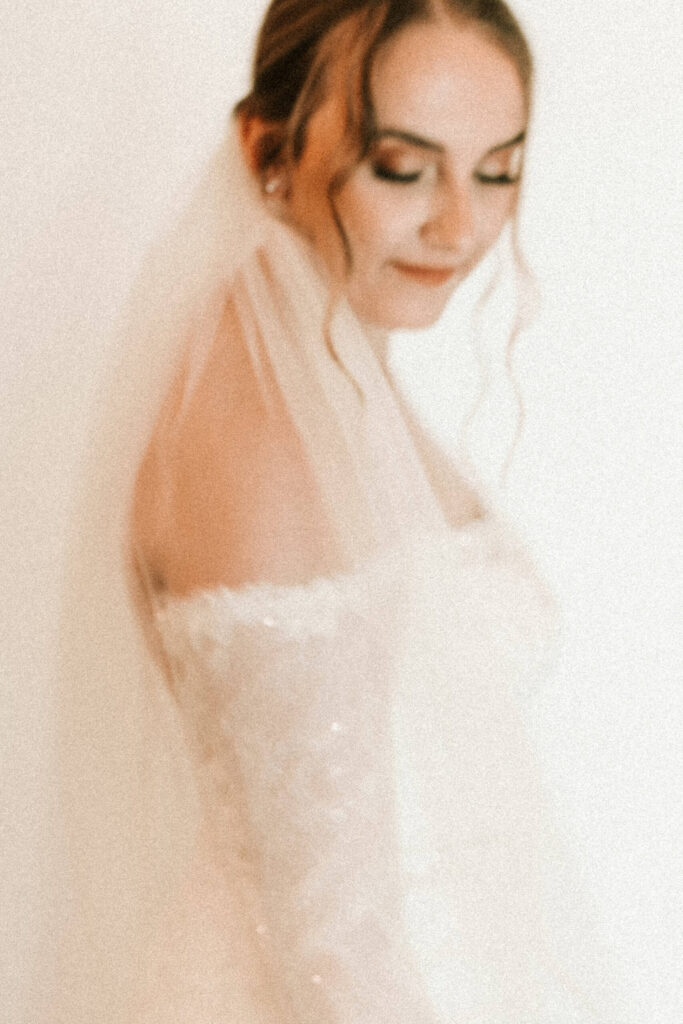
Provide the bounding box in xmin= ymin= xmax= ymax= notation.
xmin=476 ymin=173 xmax=520 ymax=186
xmin=372 ymin=164 xmax=520 ymax=187
xmin=372 ymin=164 xmax=422 ymax=184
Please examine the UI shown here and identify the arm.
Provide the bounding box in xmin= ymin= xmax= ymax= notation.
xmin=132 ymin=292 xmax=341 ymax=597
xmin=136 ymin=297 xmax=440 ymax=1021
xmin=156 ymin=562 xmax=440 ymax=1024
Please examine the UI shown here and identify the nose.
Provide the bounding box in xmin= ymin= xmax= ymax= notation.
xmin=421 ymin=182 xmax=475 ymax=255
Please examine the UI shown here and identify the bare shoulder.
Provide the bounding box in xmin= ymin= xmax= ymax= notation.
xmin=132 ymin=296 xmax=337 ymax=597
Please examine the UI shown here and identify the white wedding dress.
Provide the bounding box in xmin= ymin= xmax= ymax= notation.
xmin=130 ymin=133 xmax=610 ymax=1023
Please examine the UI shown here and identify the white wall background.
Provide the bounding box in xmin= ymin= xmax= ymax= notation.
xmin=1 ymin=2 xmax=680 ymax=1021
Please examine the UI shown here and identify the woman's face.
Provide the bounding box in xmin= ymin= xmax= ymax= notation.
xmin=287 ymin=19 xmax=527 ymax=329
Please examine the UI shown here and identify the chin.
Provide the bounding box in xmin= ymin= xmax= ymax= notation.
xmin=363 ymin=300 xmax=452 ymax=332
xmin=398 ymin=305 xmax=449 ymax=330
xmin=349 ymin=283 xmax=459 ymax=332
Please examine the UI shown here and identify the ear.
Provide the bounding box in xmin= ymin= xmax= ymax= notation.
xmin=237 ymin=111 xmax=287 ymax=180
xmin=237 ymin=111 xmax=265 ymax=176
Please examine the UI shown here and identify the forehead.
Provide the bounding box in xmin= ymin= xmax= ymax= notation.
xmin=370 ymin=20 xmax=526 ymax=150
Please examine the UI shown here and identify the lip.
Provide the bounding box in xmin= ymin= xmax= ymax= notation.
xmin=391 ymin=262 xmax=458 ymax=287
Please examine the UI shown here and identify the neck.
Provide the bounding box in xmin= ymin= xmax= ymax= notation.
xmin=363 ymin=322 xmax=391 ymax=368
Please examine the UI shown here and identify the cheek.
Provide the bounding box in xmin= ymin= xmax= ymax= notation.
xmin=288 ymin=171 xmax=341 ymax=274
xmin=477 ymin=189 xmax=518 ymax=250
xmin=336 ymin=180 xmax=418 ymax=271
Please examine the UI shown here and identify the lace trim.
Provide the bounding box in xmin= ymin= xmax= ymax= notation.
xmin=153 ymin=519 xmax=511 ymax=646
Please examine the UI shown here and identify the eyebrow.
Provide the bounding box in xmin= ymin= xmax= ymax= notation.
xmin=489 ymin=130 xmax=526 ymax=154
xmin=372 ymin=127 xmax=526 ymax=155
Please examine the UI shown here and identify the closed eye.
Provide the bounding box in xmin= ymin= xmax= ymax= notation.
xmin=476 ymin=141 xmax=524 ymax=186
xmin=372 ymin=163 xmax=422 ymax=184
xmin=475 ymin=171 xmax=520 ymax=186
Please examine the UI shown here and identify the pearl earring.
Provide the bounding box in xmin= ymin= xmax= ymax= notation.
xmin=264 ymin=177 xmax=281 ymax=195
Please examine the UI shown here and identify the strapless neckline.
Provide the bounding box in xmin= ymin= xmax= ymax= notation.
xmin=152 ymin=516 xmax=529 ymax=643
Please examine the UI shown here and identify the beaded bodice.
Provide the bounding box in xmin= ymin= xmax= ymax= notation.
xmin=147 ymin=521 xmax=592 ymax=1022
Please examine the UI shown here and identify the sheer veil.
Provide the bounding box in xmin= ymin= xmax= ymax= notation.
xmin=53 ymin=125 xmax=264 ymax=1022
xmin=52 ymin=95 xmax=600 ymax=1018
xmin=51 ymin=113 xmax=430 ymax=1020
xmin=50 ymin=107 xmax=514 ymax=1019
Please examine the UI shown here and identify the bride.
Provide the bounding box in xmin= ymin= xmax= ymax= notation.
xmin=129 ymin=1 xmax=611 ymax=1020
